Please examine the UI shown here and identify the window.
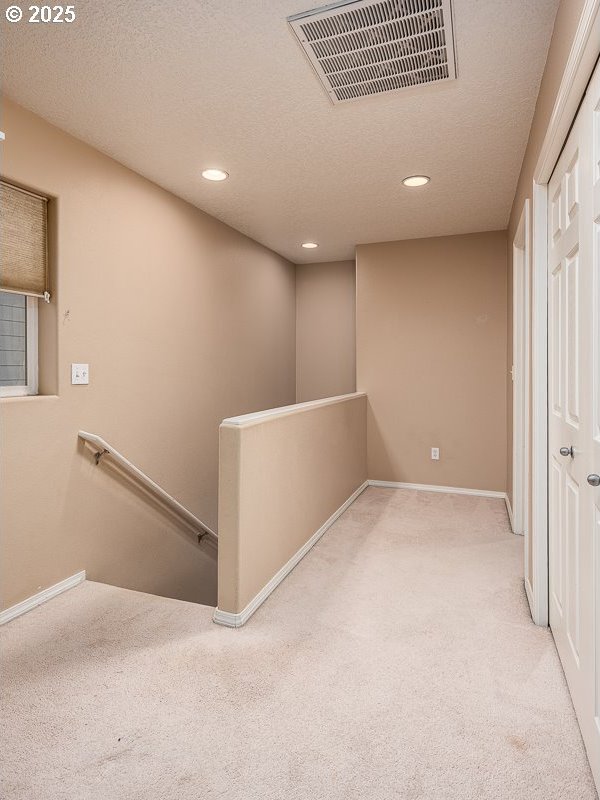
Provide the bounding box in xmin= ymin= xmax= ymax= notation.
xmin=0 ymin=180 xmax=49 ymax=398
xmin=0 ymin=291 xmax=38 ymax=397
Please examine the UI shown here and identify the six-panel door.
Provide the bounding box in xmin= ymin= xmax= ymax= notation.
xmin=548 ymin=59 xmax=600 ymax=784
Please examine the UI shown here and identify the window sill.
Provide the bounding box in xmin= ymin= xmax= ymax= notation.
xmin=0 ymin=394 xmax=59 ymax=404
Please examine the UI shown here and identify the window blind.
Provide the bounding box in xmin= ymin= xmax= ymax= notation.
xmin=0 ymin=180 xmax=48 ymax=298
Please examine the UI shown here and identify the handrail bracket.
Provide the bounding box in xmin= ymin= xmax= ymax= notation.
xmin=94 ymin=448 xmax=109 ymax=465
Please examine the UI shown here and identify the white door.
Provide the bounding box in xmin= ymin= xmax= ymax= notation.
xmin=589 ymin=60 xmax=600 ymax=783
xmin=548 ymin=61 xmax=600 ymax=784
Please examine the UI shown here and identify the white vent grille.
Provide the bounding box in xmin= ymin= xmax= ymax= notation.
xmin=288 ymin=0 xmax=456 ymax=104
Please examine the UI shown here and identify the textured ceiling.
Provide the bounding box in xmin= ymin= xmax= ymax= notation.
xmin=2 ymin=0 xmax=559 ymax=263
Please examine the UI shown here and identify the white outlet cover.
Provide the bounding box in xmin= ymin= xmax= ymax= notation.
xmin=431 ymin=447 xmax=440 ymax=461
xmin=71 ymin=363 xmax=89 ymax=385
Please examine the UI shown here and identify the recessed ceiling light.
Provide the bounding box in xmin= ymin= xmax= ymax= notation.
xmin=301 ymin=242 xmax=318 ymax=249
xmin=202 ymin=168 xmax=229 ymax=181
xmin=402 ymin=175 xmax=430 ymax=187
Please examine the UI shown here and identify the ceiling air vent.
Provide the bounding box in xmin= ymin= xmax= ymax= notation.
xmin=288 ymin=0 xmax=456 ymax=104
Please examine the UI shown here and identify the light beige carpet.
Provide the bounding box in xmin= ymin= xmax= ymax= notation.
xmin=1 ymin=488 xmax=597 ymax=799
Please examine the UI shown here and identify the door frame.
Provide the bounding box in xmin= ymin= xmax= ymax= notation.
xmin=529 ymin=0 xmax=600 ymax=627
xmin=512 ymin=200 xmax=530 ymax=541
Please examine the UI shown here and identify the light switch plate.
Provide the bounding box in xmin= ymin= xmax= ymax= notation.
xmin=71 ymin=363 xmax=89 ymax=385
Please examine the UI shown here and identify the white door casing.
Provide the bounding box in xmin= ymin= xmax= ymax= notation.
xmin=512 ymin=201 xmax=531 ymax=541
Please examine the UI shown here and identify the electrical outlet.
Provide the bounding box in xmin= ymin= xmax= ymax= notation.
xmin=71 ymin=363 xmax=89 ymax=385
xmin=431 ymin=447 xmax=440 ymax=461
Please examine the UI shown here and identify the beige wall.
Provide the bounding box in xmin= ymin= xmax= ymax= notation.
xmin=506 ymin=0 xmax=587 ymax=582
xmin=218 ymin=393 xmax=367 ymax=615
xmin=357 ymin=232 xmax=508 ymax=492
xmin=295 ymin=260 xmax=356 ymax=403
xmin=0 ymin=99 xmax=296 ymax=610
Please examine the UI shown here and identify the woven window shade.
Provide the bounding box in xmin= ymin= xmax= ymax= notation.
xmin=1 ymin=181 xmax=48 ymax=298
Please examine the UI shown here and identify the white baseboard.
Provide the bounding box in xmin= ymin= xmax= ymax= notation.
xmin=213 ymin=480 xmax=369 ymax=628
xmin=0 ymin=571 xmax=86 ymax=626
xmin=524 ymin=575 xmax=535 ymax=613
xmin=368 ymin=480 xmax=506 ymax=499
xmin=504 ymin=494 xmax=515 ymax=531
